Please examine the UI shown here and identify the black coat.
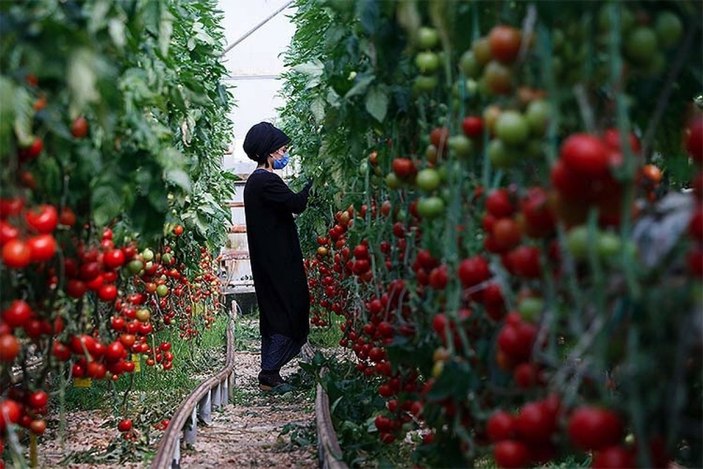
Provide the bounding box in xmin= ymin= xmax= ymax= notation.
xmin=243 ymin=169 xmax=311 ymax=341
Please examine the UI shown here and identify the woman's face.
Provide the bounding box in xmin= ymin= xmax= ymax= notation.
xmin=270 ymin=146 xmax=288 ymax=161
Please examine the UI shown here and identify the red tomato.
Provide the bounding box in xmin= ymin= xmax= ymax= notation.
xmin=567 ymin=406 xmax=624 ymax=451
xmin=686 ymin=117 xmax=703 ymax=163
xmin=65 ymin=279 xmax=87 ymax=298
xmin=430 ymin=127 xmax=450 ymax=149
xmin=521 ymin=187 xmax=556 ymax=237
xmin=391 ymin=158 xmax=416 ymax=178
xmin=27 ymin=391 xmax=48 ymax=409
xmin=515 ymin=401 xmax=556 ymax=443
xmin=103 ymin=249 xmax=126 ymax=269
xmin=493 ymin=440 xmax=530 ymax=468
xmin=592 ymin=445 xmax=636 ymax=468
xmin=462 ymin=116 xmax=484 ymax=138
xmin=486 ymin=189 xmax=515 ymax=218
xmin=18 ymin=137 xmax=43 ymax=161
xmin=602 ymin=128 xmax=641 ymax=154
xmin=27 ymin=234 xmax=57 ymax=262
xmin=2 ymin=239 xmax=32 ymax=268
xmin=486 ymin=410 xmax=515 ymax=442
xmin=457 ymin=256 xmax=491 ymax=286
xmin=52 ymin=341 xmax=72 ymax=361
xmin=71 ymin=116 xmax=89 ymax=138
xmin=2 ymin=300 xmax=33 ymax=328
xmin=0 ymin=220 xmax=20 ymax=246
xmin=29 ymin=419 xmax=46 ymax=435
xmin=0 ymin=399 xmax=22 ymax=431
xmin=488 ymin=25 xmax=522 ymax=63
xmin=172 ymin=224 xmax=184 ymax=236
xmin=58 ymin=207 xmax=77 ymax=227
xmin=428 ymin=265 xmax=448 ymax=290
xmin=560 ymin=134 xmax=611 ymax=177
xmin=25 ymin=204 xmax=58 ymax=234
xmin=492 ymin=218 xmax=522 ymax=251
xmin=98 ymin=284 xmax=118 ymax=302
xmin=0 ymin=197 xmax=24 ymax=219
xmin=497 ymin=321 xmax=536 ymax=362
xmin=117 ymin=418 xmax=133 ymax=432
xmin=0 ymin=334 xmax=20 ymax=362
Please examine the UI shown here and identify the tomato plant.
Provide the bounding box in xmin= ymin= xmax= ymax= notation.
xmin=283 ymin=0 xmax=702 ymax=467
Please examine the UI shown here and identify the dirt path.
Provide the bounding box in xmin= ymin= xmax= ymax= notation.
xmin=178 ymin=333 xmax=318 ymax=468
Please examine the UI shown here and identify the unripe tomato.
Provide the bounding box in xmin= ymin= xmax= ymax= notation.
xmin=415 ymin=52 xmax=440 ymax=74
xmin=415 ymin=168 xmax=441 ymax=193
xmin=416 ymin=26 xmax=439 ymax=50
xmin=495 ymin=111 xmax=529 ymax=145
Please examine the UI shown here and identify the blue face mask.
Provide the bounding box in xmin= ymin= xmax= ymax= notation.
xmin=272 ymin=152 xmax=290 ymax=170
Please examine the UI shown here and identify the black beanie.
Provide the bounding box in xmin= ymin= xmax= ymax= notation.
xmin=242 ymin=122 xmax=290 ymax=164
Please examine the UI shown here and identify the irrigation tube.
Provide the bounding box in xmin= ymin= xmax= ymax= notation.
xmin=150 ymin=316 xmax=236 ymax=469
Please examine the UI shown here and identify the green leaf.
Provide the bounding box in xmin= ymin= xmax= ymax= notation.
xmin=68 ymin=49 xmax=100 ymax=111
xmin=92 ymin=185 xmax=123 ymax=227
xmin=164 ymin=168 xmax=192 ymax=192
xmin=311 ymin=97 xmax=326 ymax=124
xmin=159 ymin=6 xmax=175 ymax=56
xmin=108 ymin=18 xmax=127 ymax=50
xmin=365 ymin=86 xmax=388 ymax=123
xmin=344 ymin=74 xmax=375 ymax=99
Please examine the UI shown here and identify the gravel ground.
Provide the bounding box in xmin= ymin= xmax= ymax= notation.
xmin=178 ymin=350 xmax=318 ymax=468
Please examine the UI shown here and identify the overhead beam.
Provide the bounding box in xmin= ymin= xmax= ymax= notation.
xmin=220 ymin=0 xmax=295 ymax=58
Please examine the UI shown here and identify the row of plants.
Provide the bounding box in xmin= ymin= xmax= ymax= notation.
xmin=0 ymin=0 xmax=234 ymax=466
xmin=284 ymin=0 xmax=702 ymax=467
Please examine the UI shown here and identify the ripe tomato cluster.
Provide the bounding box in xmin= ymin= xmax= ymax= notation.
xmin=298 ymin=1 xmax=701 ymax=467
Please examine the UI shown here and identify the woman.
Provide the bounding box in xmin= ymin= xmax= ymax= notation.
xmin=242 ymin=122 xmax=312 ymax=391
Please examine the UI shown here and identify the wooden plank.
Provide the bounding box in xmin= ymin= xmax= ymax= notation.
xmin=226 ymin=201 xmax=245 ymax=208
xmin=315 ymin=369 xmax=348 ymax=469
xmin=229 ymin=225 xmax=247 ymax=234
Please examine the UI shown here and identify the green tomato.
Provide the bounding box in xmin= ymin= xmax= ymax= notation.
xmin=565 ymin=225 xmax=590 ymax=261
xmin=413 ymin=75 xmax=438 ymax=94
xmin=156 ymin=284 xmax=169 ymax=297
xmin=655 ymin=11 xmax=682 ymax=48
xmin=417 ymin=196 xmax=445 ymax=219
xmin=417 ymin=27 xmax=439 ymax=50
xmin=518 ymin=297 xmax=544 ymax=322
xmin=385 ymin=172 xmax=402 ymax=190
xmin=597 ymin=231 xmax=622 ymax=261
xmin=624 ymin=27 xmax=658 ymax=65
xmin=142 ymin=248 xmax=154 ymax=262
xmin=448 ymin=135 xmax=473 ymax=158
xmin=487 ymin=139 xmax=518 ymax=168
xmin=127 ymin=259 xmax=144 ymax=275
xmin=526 ymin=100 xmax=550 ymax=136
xmin=458 ymin=50 xmax=481 ymax=78
xmin=495 ymin=111 xmax=530 ymax=146
xmin=358 ymin=161 xmax=369 ymax=176
xmin=415 ymin=52 xmax=440 ymax=74
xmin=416 ymin=168 xmax=441 ymax=193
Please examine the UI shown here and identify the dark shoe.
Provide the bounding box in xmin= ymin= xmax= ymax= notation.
xmin=258 ymin=370 xmax=285 ymax=391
